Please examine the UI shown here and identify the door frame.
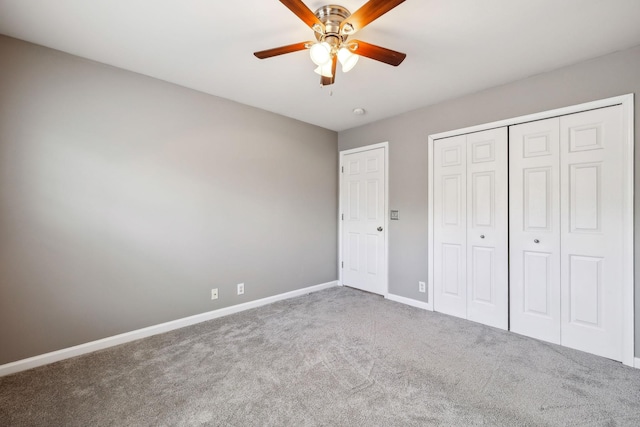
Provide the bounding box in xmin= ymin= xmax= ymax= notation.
xmin=427 ymin=94 xmax=635 ymax=367
xmin=339 ymin=141 xmax=389 ymax=296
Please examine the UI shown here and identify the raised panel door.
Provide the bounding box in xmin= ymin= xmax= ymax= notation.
xmin=434 ymin=135 xmax=467 ymax=319
xmin=466 ymin=128 xmax=508 ymax=330
xmin=560 ymin=106 xmax=624 ymax=361
xmin=342 ymin=147 xmax=386 ymax=295
xmin=509 ymin=118 xmax=561 ymax=344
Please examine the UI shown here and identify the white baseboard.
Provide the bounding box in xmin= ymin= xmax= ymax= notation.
xmin=635 ymin=358 xmax=640 ymax=369
xmin=386 ymin=293 xmax=433 ymax=311
xmin=0 ymin=280 xmax=339 ymax=377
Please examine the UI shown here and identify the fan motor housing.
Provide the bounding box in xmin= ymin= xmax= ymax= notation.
xmin=314 ymin=4 xmax=351 ymax=42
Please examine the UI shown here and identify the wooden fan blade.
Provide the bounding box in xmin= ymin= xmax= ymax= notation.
xmin=280 ymin=0 xmax=324 ymax=31
xmin=341 ymin=0 xmax=405 ymax=34
xmin=320 ymin=56 xmax=338 ymax=86
xmin=254 ymin=42 xmax=312 ymax=59
xmin=350 ymin=40 xmax=406 ymax=66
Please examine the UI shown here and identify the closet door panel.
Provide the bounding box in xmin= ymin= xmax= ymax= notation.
xmin=466 ymin=128 xmax=508 ymax=330
xmin=434 ymin=135 xmax=467 ymax=319
xmin=509 ymin=118 xmax=561 ymax=344
xmin=560 ymin=106 xmax=624 ymax=361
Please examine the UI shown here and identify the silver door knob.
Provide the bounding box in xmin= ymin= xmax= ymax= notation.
xmin=480 ymin=235 xmax=485 ymax=239
xmin=377 ymin=226 xmax=383 ymax=232
xmin=534 ymin=239 xmax=540 ymax=243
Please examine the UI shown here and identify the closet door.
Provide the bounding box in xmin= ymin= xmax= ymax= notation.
xmin=560 ymin=106 xmax=624 ymax=361
xmin=433 ymin=135 xmax=467 ymax=319
xmin=466 ymin=128 xmax=508 ymax=330
xmin=434 ymin=128 xmax=508 ymax=328
xmin=509 ymin=118 xmax=561 ymax=343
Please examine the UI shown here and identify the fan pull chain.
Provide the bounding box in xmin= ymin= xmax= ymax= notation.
xmin=319 ymin=84 xmax=334 ymax=96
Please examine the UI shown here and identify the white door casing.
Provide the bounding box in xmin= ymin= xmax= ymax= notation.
xmin=509 ymin=117 xmax=562 ymax=344
xmin=466 ymin=128 xmax=508 ymax=330
xmin=559 ymin=106 xmax=624 ymax=361
xmin=433 ymin=135 xmax=467 ymax=319
xmin=340 ymin=144 xmax=388 ymax=296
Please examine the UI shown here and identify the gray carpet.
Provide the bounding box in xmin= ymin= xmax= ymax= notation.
xmin=1 ymin=286 xmax=640 ymax=426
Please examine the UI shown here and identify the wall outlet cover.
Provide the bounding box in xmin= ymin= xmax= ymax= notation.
xmin=237 ymin=283 xmax=245 ymax=295
xmin=211 ymin=288 xmax=218 ymax=300
xmin=419 ymin=281 xmax=426 ymax=293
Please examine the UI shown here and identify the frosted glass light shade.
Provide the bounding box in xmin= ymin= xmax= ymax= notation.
xmin=314 ymin=62 xmax=333 ymax=78
xmin=310 ymin=42 xmax=332 ymax=66
xmin=338 ymin=47 xmax=359 ymax=73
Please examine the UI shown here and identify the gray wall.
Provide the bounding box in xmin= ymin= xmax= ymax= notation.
xmin=339 ymin=45 xmax=640 ymax=356
xmin=0 ymin=36 xmax=338 ymax=365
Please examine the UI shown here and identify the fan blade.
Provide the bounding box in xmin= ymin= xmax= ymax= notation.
xmin=254 ymin=42 xmax=312 ymax=59
xmin=341 ymin=0 xmax=405 ymax=34
xmin=350 ymin=40 xmax=406 ymax=66
xmin=321 ymin=56 xmax=338 ymax=86
xmin=280 ymin=0 xmax=324 ymax=31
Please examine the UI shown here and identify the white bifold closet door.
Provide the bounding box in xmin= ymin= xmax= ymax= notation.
xmin=510 ymin=105 xmax=625 ymax=361
xmin=509 ymin=117 xmax=562 ymax=344
xmin=434 ymin=128 xmax=508 ymax=330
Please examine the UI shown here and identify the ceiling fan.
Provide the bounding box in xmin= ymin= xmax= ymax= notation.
xmin=254 ymin=0 xmax=407 ymax=86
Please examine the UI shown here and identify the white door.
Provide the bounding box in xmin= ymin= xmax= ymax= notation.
xmin=560 ymin=106 xmax=624 ymax=361
xmin=341 ymin=146 xmax=387 ymax=295
xmin=429 ymin=95 xmax=633 ymax=365
xmin=433 ymin=135 xmax=467 ymax=318
xmin=509 ymin=106 xmax=625 ymax=361
xmin=509 ymin=118 xmax=562 ymax=344
xmin=434 ymin=129 xmax=508 ymax=328
xmin=466 ymin=128 xmax=508 ymax=330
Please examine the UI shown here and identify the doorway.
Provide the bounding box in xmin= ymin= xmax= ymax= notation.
xmin=339 ymin=142 xmax=389 ymax=296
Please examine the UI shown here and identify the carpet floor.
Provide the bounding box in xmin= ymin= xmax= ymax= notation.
xmin=1 ymin=286 xmax=640 ymax=426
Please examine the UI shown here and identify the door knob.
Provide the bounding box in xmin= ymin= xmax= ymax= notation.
xmin=534 ymin=239 xmax=540 ymax=244
xmin=480 ymin=235 xmax=485 ymax=239
xmin=377 ymin=226 xmax=383 ymax=232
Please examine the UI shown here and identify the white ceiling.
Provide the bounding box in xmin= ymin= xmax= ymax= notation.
xmin=1 ymin=1 xmax=640 ymax=131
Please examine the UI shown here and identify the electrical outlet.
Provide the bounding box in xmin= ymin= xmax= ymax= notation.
xmin=419 ymin=281 xmax=426 ymax=293
xmin=237 ymin=283 xmax=244 ymax=295
xmin=211 ymin=288 xmax=218 ymax=300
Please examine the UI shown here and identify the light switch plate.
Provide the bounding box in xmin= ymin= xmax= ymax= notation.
xmin=390 ymin=210 xmax=399 ymax=220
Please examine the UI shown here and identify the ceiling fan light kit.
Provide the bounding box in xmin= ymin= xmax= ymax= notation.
xmin=310 ymin=41 xmax=332 ymax=66
xmin=254 ymin=0 xmax=407 ymax=86
xmin=337 ymin=46 xmax=359 ymax=72
xmin=314 ymin=62 xmax=334 ymax=78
